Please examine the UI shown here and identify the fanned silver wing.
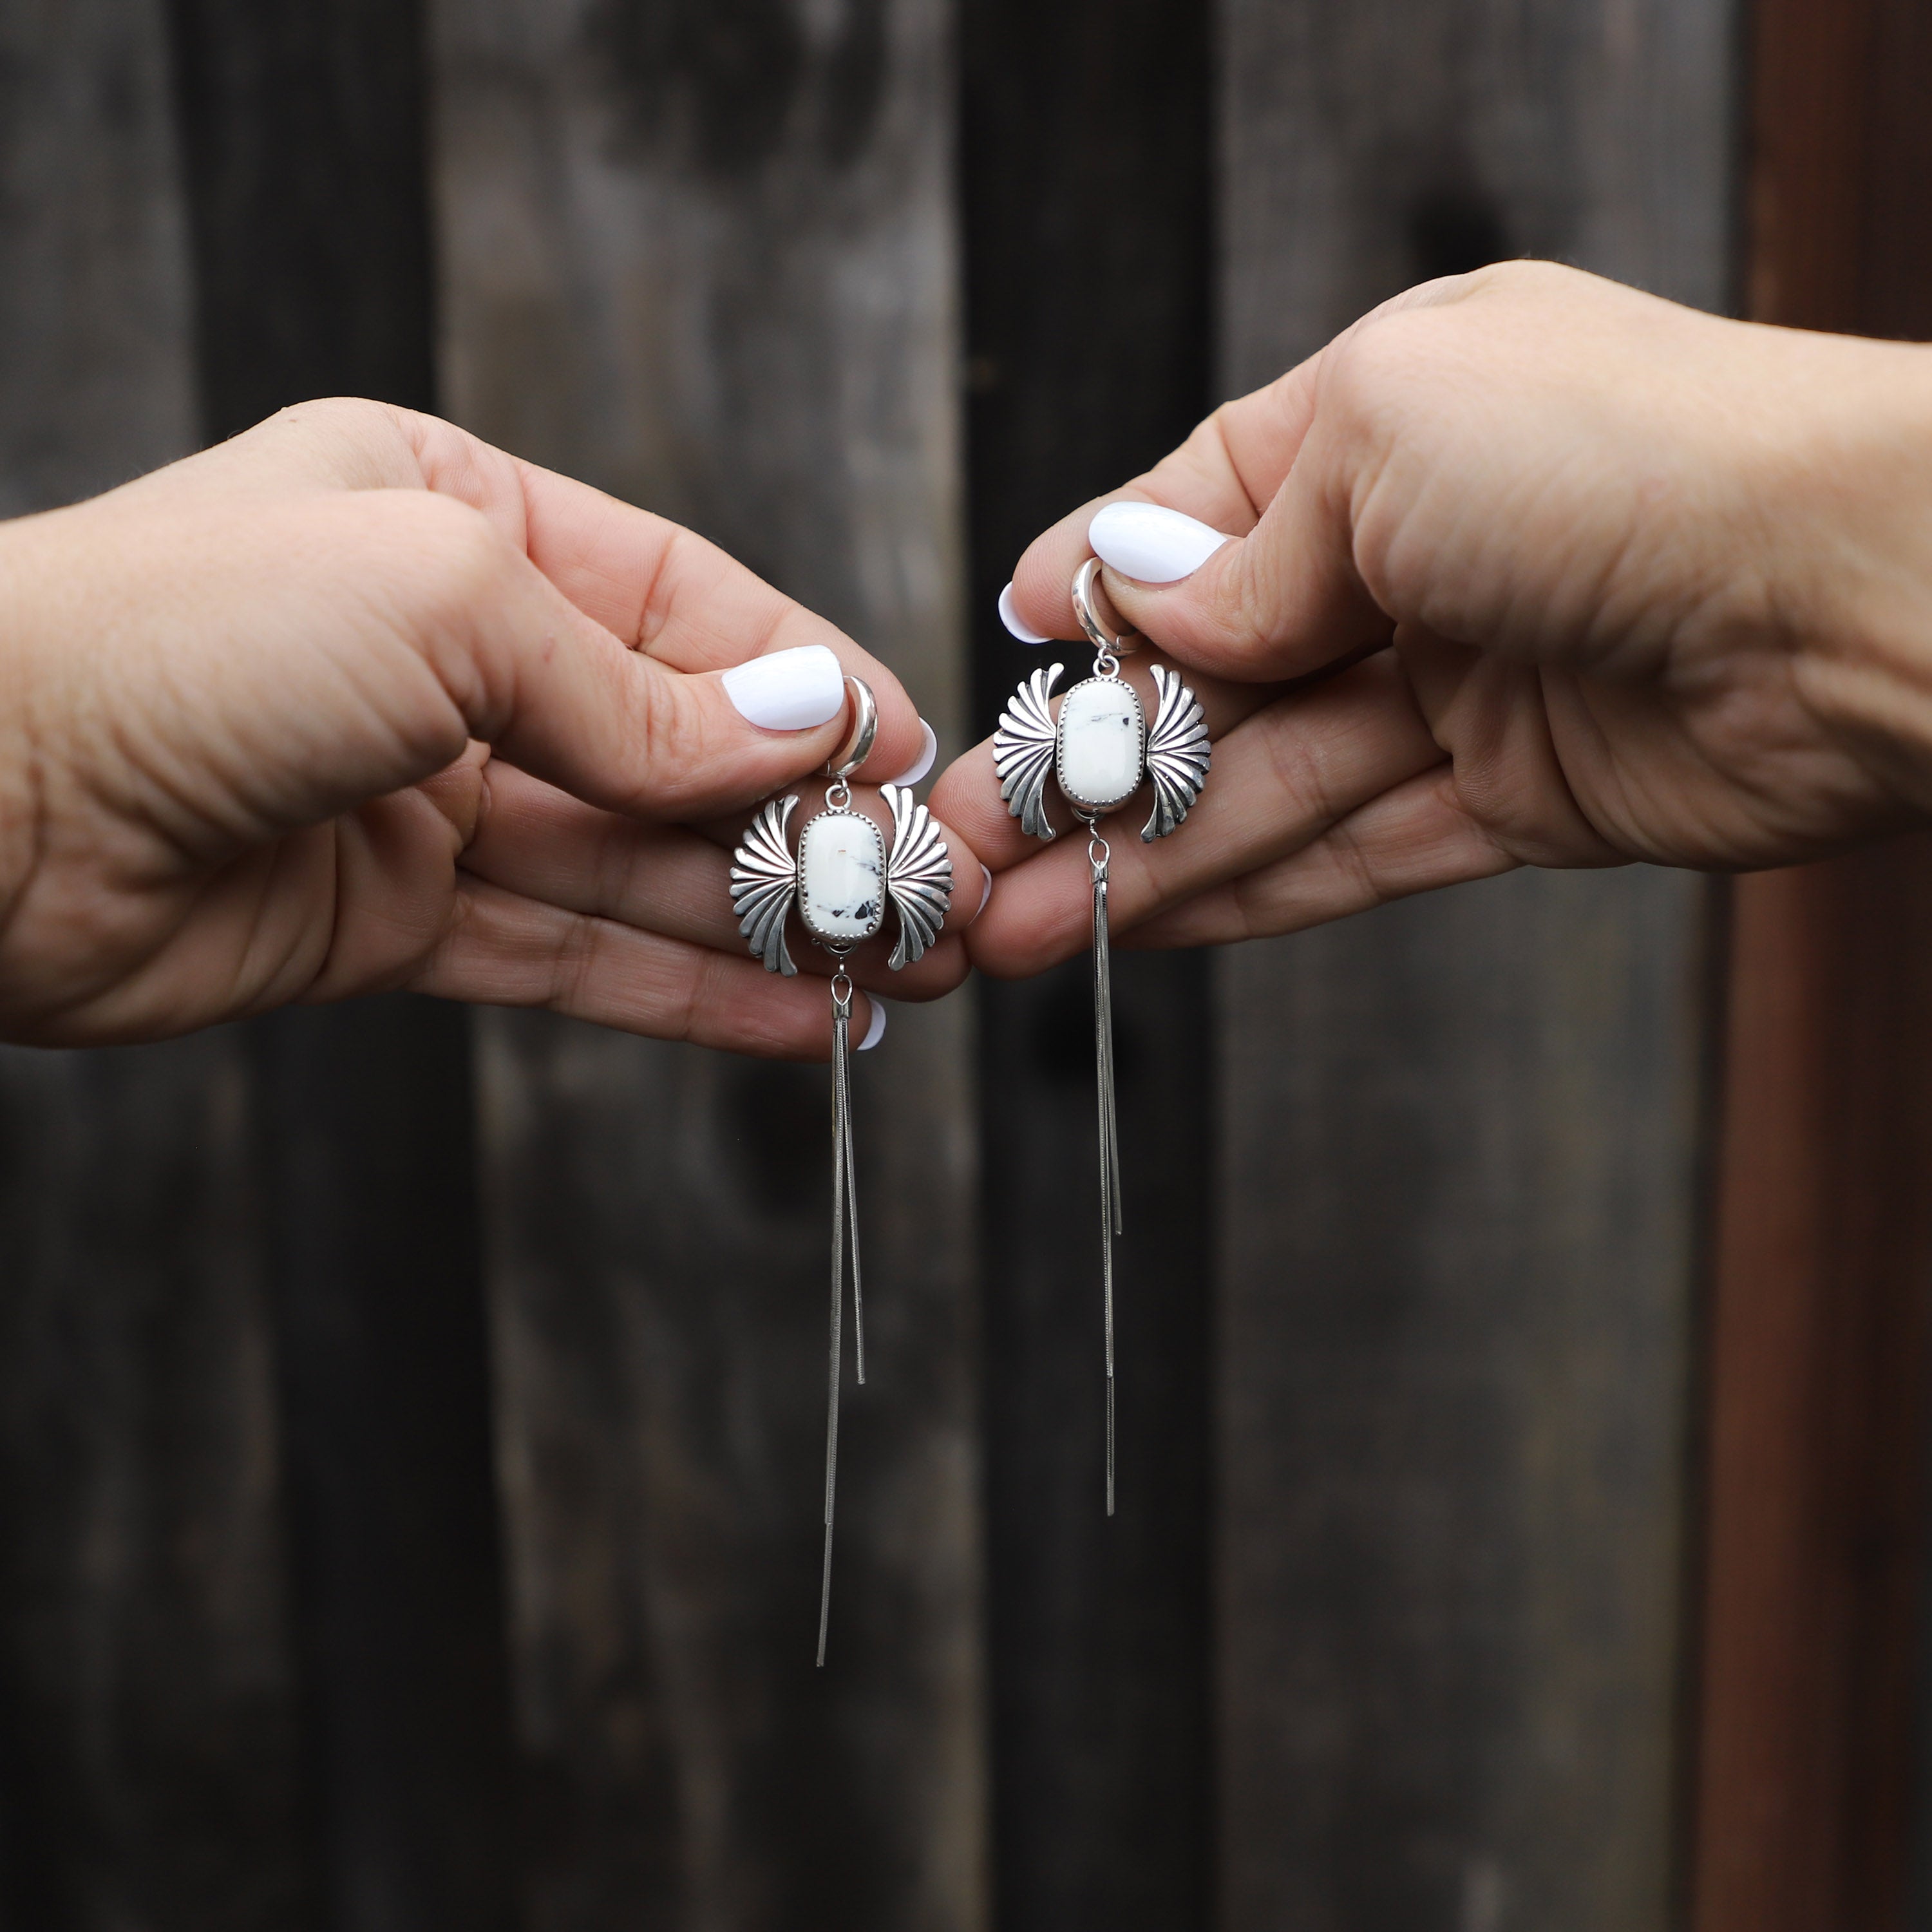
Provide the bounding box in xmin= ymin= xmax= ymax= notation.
xmin=728 ymin=794 xmax=800 ymax=975
xmin=882 ymin=784 xmax=954 ymax=971
xmin=993 ymin=663 xmax=1064 ymax=841
xmin=1140 ymin=664 xmax=1210 ymax=841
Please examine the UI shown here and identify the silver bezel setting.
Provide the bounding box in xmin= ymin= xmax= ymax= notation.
xmin=794 ymin=807 xmax=886 ymax=944
xmin=1054 ymin=676 xmax=1147 ymax=814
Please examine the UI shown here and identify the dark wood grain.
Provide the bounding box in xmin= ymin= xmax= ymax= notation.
xmin=164 ymin=0 xmax=437 ymax=439
xmin=247 ymin=1005 xmax=515 ymax=1932
xmin=0 ymin=0 xmax=199 ymax=520
xmin=0 ymin=1038 xmax=313 ymax=1932
xmin=1690 ymin=3 xmax=1932 ymax=1926
xmin=164 ymin=3 xmax=518 ymax=1927
xmin=0 ymin=6 xmax=312 ymax=1926
xmin=1215 ymin=1 xmax=1736 ymax=1925
xmin=958 ymin=2 xmax=1215 ymax=1927
xmin=430 ymin=3 xmax=985 ymax=1925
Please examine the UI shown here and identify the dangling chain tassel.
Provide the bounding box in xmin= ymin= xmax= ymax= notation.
xmin=1088 ymin=826 xmax=1122 ymax=1517
xmin=820 ymin=971 xmax=864 ymax=1667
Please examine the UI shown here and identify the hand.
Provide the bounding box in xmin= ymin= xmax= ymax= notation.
xmin=933 ymin=260 xmax=1932 ymax=972
xmin=0 ymin=399 xmax=983 ymax=1051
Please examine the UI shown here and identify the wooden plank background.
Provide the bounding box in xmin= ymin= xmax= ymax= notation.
xmin=1215 ymin=1 xmax=1736 ymax=1927
xmin=5 ymin=0 xmax=1932 ymax=1927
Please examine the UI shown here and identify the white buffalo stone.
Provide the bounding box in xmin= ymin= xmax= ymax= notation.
xmin=798 ymin=811 xmax=885 ymax=942
xmin=1056 ymin=678 xmax=1145 ymax=811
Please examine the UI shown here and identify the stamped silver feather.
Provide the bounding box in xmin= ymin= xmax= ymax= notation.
xmin=993 ymin=663 xmax=1063 ymax=840
xmin=728 ymin=793 xmax=799 ymax=976
xmin=1140 ymin=663 xmax=1211 ymax=841
xmin=883 ymin=784 xmax=953 ymax=970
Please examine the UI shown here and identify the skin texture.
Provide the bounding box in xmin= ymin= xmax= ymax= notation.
xmin=0 ymin=399 xmax=983 ymax=1053
xmin=933 ymin=261 xmax=1932 ymax=975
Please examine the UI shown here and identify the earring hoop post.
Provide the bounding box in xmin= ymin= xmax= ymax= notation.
xmin=822 ymin=675 xmax=879 ymax=779
xmin=1072 ymin=556 xmax=1139 ymax=661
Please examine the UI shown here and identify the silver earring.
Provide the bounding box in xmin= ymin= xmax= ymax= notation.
xmin=727 ymin=675 xmax=953 ymax=1663
xmin=992 ymin=560 xmax=1209 ymax=1513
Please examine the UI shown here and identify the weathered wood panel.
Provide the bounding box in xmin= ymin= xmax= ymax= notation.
xmin=0 ymin=0 xmax=198 ymax=518
xmin=959 ymin=1 xmax=1215 ymax=1926
xmin=0 ymin=1041 xmax=308 ymax=1931
xmin=164 ymin=2 xmax=518 ymax=1925
xmin=1215 ymin=1 xmax=1735 ymax=1925
xmin=1693 ymin=3 xmax=1932 ymax=1926
xmin=429 ymin=3 xmax=984 ymax=1926
xmin=0 ymin=4 xmax=312 ymax=1926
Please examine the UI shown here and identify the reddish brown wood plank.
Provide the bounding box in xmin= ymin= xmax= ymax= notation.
xmin=1692 ymin=3 xmax=1932 ymax=1926
xmin=1695 ymin=852 xmax=1932 ymax=1931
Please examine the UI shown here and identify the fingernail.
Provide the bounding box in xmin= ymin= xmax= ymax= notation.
xmin=721 ymin=644 xmax=846 ymax=730
xmin=998 ymin=582 xmax=1053 ymax=644
xmin=1088 ymin=501 xmax=1233 ymax=583
xmin=858 ymin=999 xmax=887 ymax=1051
xmin=881 ymin=718 xmax=938 ymax=788
xmin=973 ymin=864 xmax=992 ymax=922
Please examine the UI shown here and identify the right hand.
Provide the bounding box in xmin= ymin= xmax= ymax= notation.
xmin=936 ymin=260 xmax=1932 ymax=972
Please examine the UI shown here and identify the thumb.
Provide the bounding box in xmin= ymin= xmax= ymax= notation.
xmin=1084 ymin=464 xmax=1392 ymax=685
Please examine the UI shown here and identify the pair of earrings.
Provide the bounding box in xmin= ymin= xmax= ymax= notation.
xmin=728 ymin=558 xmax=1209 ymax=1661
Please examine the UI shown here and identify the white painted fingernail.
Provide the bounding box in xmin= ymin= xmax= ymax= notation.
xmin=858 ymin=999 xmax=887 ymax=1051
xmin=974 ymin=864 xmax=992 ymax=922
xmin=720 ymin=644 xmax=846 ymax=730
xmin=998 ymin=582 xmax=1053 ymax=644
xmin=1088 ymin=501 xmax=1233 ymax=583
xmin=882 ymin=719 xmax=938 ymax=788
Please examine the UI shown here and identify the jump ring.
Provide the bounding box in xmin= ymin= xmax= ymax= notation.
xmin=821 ymin=676 xmax=878 ymax=779
xmin=1072 ymin=556 xmax=1139 ymax=664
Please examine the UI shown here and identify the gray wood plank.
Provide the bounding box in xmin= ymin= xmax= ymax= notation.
xmin=164 ymin=0 xmax=521 ymax=1917
xmin=0 ymin=0 xmax=198 ymax=516
xmin=1214 ymin=1 xmax=1735 ymax=1925
xmin=0 ymin=3 xmax=312 ymax=1924
xmin=428 ymin=3 xmax=985 ymax=1925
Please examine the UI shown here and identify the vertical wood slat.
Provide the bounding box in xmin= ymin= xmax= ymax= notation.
xmin=162 ymin=2 xmax=519 ymax=1926
xmin=0 ymin=1043 xmax=310 ymax=1932
xmin=1692 ymin=2 xmax=1932 ymax=1925
xmin=0 ymin=3 xmax=312 ymax=1926
xmin=428 ymin=2 xmax=985 ymax=1924
xmin=1215 ymin=2 xmax=1735 ymax=1926
xmin=1694 ymin=855 xmax=1932 ymax=1932
xmin=958 ymin=1 xmax=1215 ymax=1926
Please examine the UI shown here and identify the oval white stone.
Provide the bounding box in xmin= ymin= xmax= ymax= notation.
xmin=1056 ymin=678 xmax=1145 ymax=811
xmin=797 ymin=811 xmax=885 ymax=942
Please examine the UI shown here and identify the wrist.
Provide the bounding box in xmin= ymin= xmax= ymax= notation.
xmin=0 ymin=518 xmax=50 ymax=951
xmin=1773 ymin=335 xmax=1932 ymax=808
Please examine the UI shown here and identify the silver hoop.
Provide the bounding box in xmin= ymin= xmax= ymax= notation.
xmin=821 ymin=675 xmax=878 ymax=779
xmin=1072 ymin=556 xmax=1139 ymax=667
